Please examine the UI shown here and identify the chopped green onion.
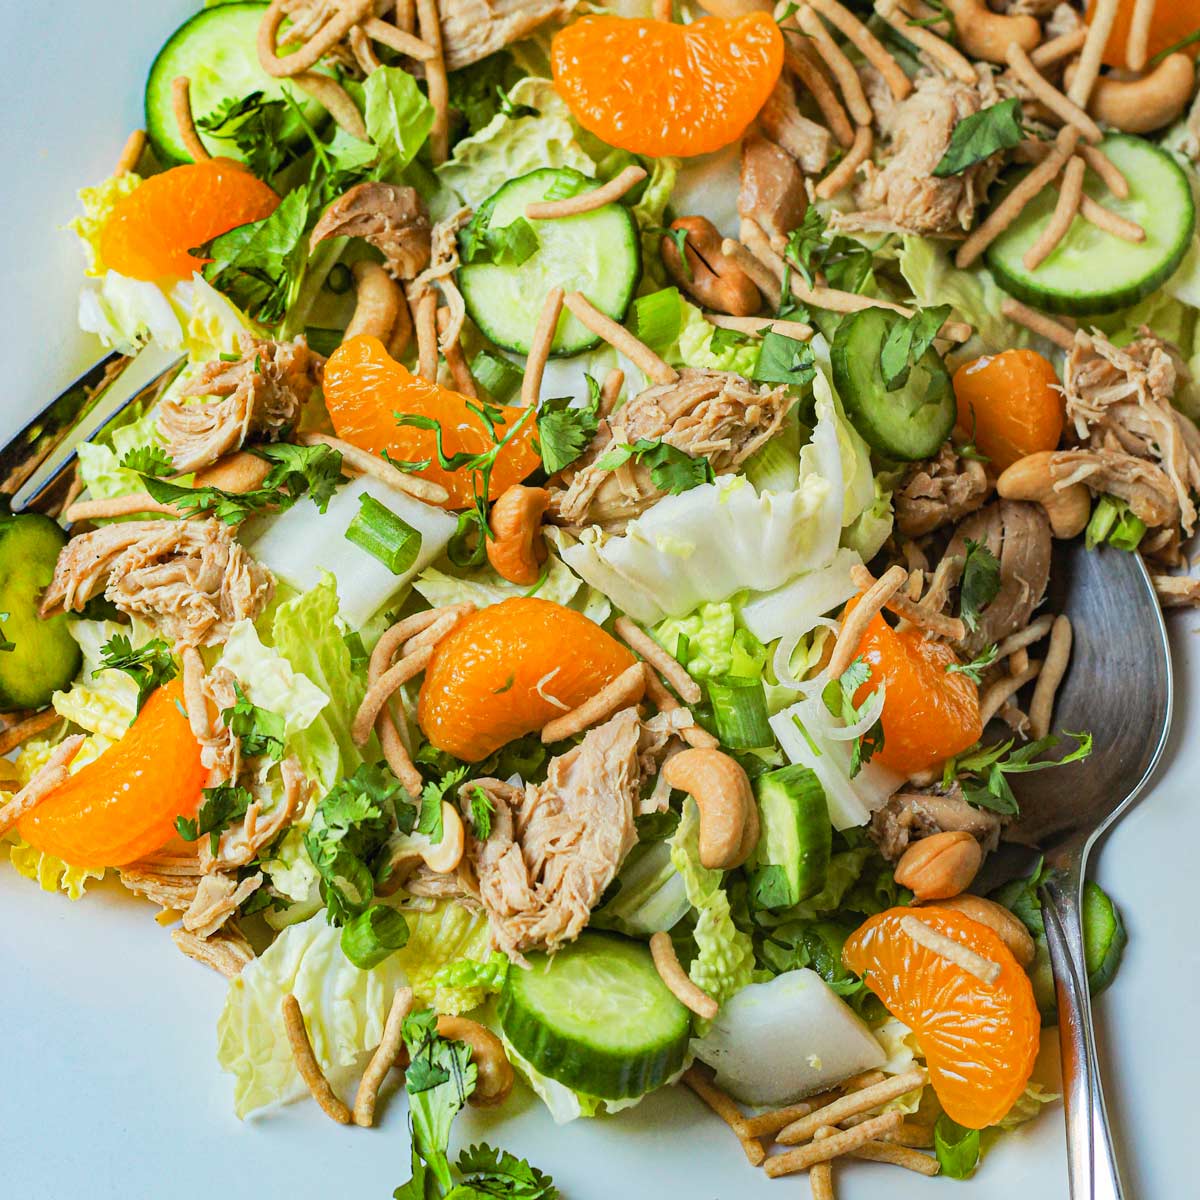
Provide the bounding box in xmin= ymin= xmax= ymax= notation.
xmin=706 ymin=676 xmax=773 ymax=749
xmin=1109 ymin=508 xmax=1146 ymax=552
xmin=628 ymin=287 xmax=683 ymax=354
xmin=1149 ymin=28 xmax=1200 ymax=68
xmin=471 ymin=350 xmax=524 ymax=404
xmin=1085 ymin=494 xmax=1120 ymax=549
xmin=340 ymin=904 xmax=410 ymax=970
xmin=325 ymin=263 xmax=353 ymax=294
xmin=344 ymin=493 xmax=422 ymax=575
xmin=934 ymin=1115 xmax=980 ymax=1180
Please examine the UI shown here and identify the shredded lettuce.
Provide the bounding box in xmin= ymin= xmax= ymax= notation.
xmin=413 ymin=555 xmax=610 ymax=624
xmin=51 ymin=618 xmax=139 ymax=741
xmin=219 ymin=619 xmax=330 ymax=746
xmin=270 ymin=574 xmax=374 ymax=792
xmin=69 ymin=171 xmax=142 ymax=275
xmin=668 ymin=798 xmax=754 ymax=1008
xmin=560 ymin=388 xmax=853 ymax=623
xmin=438 ymin=78 xmax=595 ymax=206
xmin=217 ymin=912 xmax=410 ymax=1117
xmin=390 ymin=900 xmax=493 ymax=1014
xmin=75 ymin=403 xmax=173 ymax=505
xmin=632 ymin=154 xmax=680 ymax=287
xmin=1 ymin=834 xmax=105 ymax=899
xmin=672 ymin=297 xmax=763 ymax=375
xmin=363 ymin=66 xmax=435 ymax=182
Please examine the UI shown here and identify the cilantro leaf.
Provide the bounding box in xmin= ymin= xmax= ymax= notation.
xmin=95 ymin=633 xmax=177 ymax=713
xmin=175 ymin=783 xmax=254 ymax=855
xmin=304 ymin=763 xmax=416 ymax=925
xmin=460 ymin=213 xmax=539 ymax=267
xmin=450 ymin=1143 xmax=559 ymax=1200
xmin=709 ymin=326 xmax=751 ymax=356
xmin=822 ymin=657 xmax=884 ymax=777
xmin=140 ymin=440 xmax=344 ymax=524
xmin=535 ymin=375 xmax=600 ymax=474
xmin=196 ymin=91 xmax=293 ymax=180
xmin=468 ymin=786 xmax=494 ymax=840
xmin=959 ymin=539 xmax=1001 ymax=633
xmin=119 ymin=444 xmax=173 ymax=477
xmin=646 ymin=224 xmax=692 ymax=281
xmin=446 ymin=54 xmax=525 ymax=135
xmin=204 ymin=186 xmax=311 ymax=323
xmin=252 ymin=440 xmax=346 ymax=513
xmin=397 ymin=1009 xmax=479 ymax=1197
xmin=595 ymin=438 xmax=715 ymax=495
xmin=946 ymin=644 xmax=998 ymax=685
xmin=220 ymin=682 xmax=286 ymax=761
xmin=879 ymin=304 xmax=951 ymax=391
xmin=420 ymin=765 xmax=470 ymax=845
xmin=933 ymin=98 xmax=1024 ymax=178
xmin=785 ymin=207 xmax=830 ymax=287
xmin=752 ymin=330 xmax=817 ymax=388
xmin=947 ymin=731 xmax=1093 ymax=815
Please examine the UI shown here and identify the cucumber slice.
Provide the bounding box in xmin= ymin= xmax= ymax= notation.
xmin=986 ymin=135 xmax=1196 ymax=316
xmin=0 ymin=513 xmax=82 ymax=712
xmin=497 ymin=930 xmax=691 ymax=1099
xmin=458 ymin=169 xmax=641 ymax=357
xmin=831 ymin=308 xmax=955 ymax=461
xmin=145 ymin=2 xmax=328 ymax=167
xmin=750 ymin=764 xmax=831 ymax=909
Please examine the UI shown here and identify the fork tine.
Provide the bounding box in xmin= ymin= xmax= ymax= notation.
xmin=8 ymin=345 xmax=184 ymax=515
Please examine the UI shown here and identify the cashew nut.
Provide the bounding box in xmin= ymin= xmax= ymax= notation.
xmin=192 ymin=451 xmax=273 ymax=493
xmin=435 ymin=1015 xmax=514 ymax=1107
xmin=345 ymin=260 xmax=403 ymax=343
xmin=932 ymin=894 xmax=1036 ymax=967
xmin=996 ymin=451 xmax=1091 ymax=539
xmin=1064 ymin=54 xmax=1196 ymax=134
xmin=894 ymin=830 xmax=981 ymax=901
xmin=486 ymin=485 xmax=550 ymax=585
xmin=945 ymin=0 xmax=1038 ymax=64
xmin=381 ymin=802 xmax=465 ymax=887
xmin=661 ymin=748 xmax=758 ymax=870
xmin=662 ymin=216 xmax=761 ymax=317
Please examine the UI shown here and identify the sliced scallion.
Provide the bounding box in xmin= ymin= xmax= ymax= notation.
xmin=1109 ymin=508 xmax=1146 ymax=552
xmin=1085 ymin=494 xmax=1120 ymax=549
xmin=628 ymin=287 xmax=683 ymax=353
xmin=706 ymin=676 xmax=773 ymax=749
xmin=344 ymin=493 xmax=422 ymax=575
xmin=471 ymin=350 xmax=524 ymax=404
xmin=340 ymin=904 xmax=410 ymax=970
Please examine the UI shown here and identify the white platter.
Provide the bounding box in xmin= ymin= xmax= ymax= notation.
xmin=1 ymin=3 xmax=1197 ymax=1196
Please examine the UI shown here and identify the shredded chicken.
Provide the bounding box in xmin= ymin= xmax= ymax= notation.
xmin=1050 ymin=448 xmax=1180 ymax=532
xmin=461 ymin=709 xmax=644 ymax=962
xmin=40 ymin=519 xmax=273 ymax=648
xmin=945 ymin=500 xmax=1051 ymax=655
xmin=172 ymin=920 xmax=256 ymax=978
xmin=758 ymin=73 xmax=833 ymax=174
xmin=1002 ymin=0 xmax=1062 ymax=15
xmin=739 ymin=134 xmax=809 ymax=248
xmin=310 ymin=182 xmax=431 ymax=280
xmin=159 ymin=335 xmax=324 ymax=472
xmin=119 ymin=863 xmax=201 ymax=913
xmin=182 ymin=872 xmax=263 ymax=939
xmin=1045 ymin=2 xmax=1085 ymax=38
xmin=200 ymin=755 xmax=313 ymax=873
xmin=871 ymin=783 xmax=1003 ymax=862
xmin=438 ymin=0 xmax=575 ymax=71
xmin=1064 ymin=328 xmax=1199 ymax=535
xmin=837 ymin=70 xmax=1002 ymax=236
xmin=547 ymin=369 xmax=793 ymax=532
xmin=1153 ymin=573 xmax=1200 ymax=608
xmin=895 ymin=442 xmax=992 ymax=537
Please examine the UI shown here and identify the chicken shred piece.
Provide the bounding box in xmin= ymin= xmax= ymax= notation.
xmin=547 ymin=369 xmax=793 ymax=532
xmin=895 ymin=442 xmax=992 ymax=537
xmin=159 ymin=335 xmax=324 ymax=472
xmin=310 ymin=182 xmax=431 ymax=280
xmin=40 ymin=519 xmax=273 ymax=648
xmin=758 ymin=74 xmax=833 ymax=174
xmin=438 ymin=0 xmax=576 ymax=71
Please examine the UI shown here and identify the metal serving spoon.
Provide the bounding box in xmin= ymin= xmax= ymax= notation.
xmin=987 ymin=539 xmax=1173 ymax=1200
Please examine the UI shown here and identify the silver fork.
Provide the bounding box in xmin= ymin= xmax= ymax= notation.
xmin=1 ymin=344 xmax=182 ymax=515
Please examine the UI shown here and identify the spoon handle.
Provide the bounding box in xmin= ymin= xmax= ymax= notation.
xmin=1042 ymin=865 xmax=1125 ymax=1200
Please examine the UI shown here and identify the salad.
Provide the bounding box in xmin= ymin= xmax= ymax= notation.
xmin=3 ymin=0 xmax=1198 ymax=1193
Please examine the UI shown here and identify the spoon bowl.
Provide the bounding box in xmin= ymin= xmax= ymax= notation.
xmin=994 ymin=539 xmax=1173 ymax=1200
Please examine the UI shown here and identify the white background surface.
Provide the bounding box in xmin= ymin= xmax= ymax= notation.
xmin=1 ymin=4 xmax=1198 ymax=1197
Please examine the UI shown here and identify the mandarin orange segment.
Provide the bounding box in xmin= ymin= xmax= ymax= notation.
xmin=417 ymin=597 xmax=637 ymax=761
xmin=953 ymin=349 xmax=1064 ymax=472
xmin=323 ymin=335 xmax=540 ymax=510
xmin=98 ymin=160 xmax=280 ymax=281
xmin=19 ymin=679 xmax=206 ymax=868
xmin=843 ymin=905 xmax=1041 ymax=1128
xmin=845 ymin=599 xmax=982 ymax=775
xmin=1087 ymin=0 xmax=1200 ymax=67
xmin=551 ymin=14 xmax=784 ymax=157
